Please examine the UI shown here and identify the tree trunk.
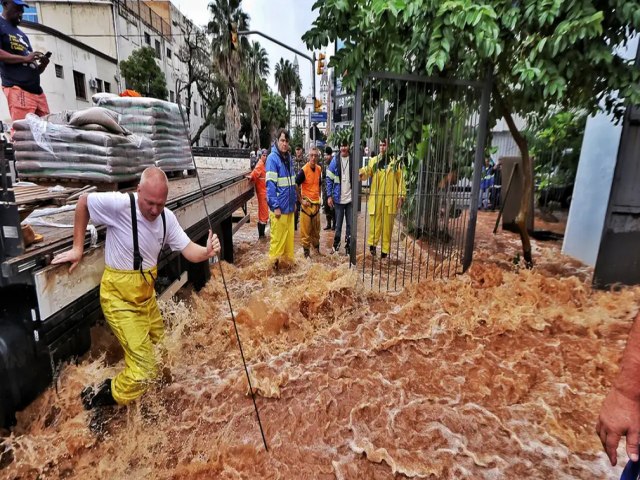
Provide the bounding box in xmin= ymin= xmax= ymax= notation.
xmin=225 ymin=86 xmax=240 ymax=148
xmin=495 ymin=87 xmax=533 ymax=267
xmin=251 ymin=89 xmax=261 ymax=148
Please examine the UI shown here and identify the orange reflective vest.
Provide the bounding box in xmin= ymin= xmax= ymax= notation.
xmin=298 ymin=162 xmax=322 ymax=202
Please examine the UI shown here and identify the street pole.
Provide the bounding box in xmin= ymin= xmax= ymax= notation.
xmin=238 ymin=30 xmax=317 ymax=140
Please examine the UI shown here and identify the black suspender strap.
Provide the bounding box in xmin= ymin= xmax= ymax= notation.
xmin=159 ymin=210 xmax=166 ymax=264
xmin=129 ymin=192 xmax=143 ymax=271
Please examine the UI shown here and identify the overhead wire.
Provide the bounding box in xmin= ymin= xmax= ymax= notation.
xmin=175 ymin=78 xmax=269 ymax=453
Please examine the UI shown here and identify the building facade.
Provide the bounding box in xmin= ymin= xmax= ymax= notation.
xmin=0 ymin=0 xmax=218 ymax=145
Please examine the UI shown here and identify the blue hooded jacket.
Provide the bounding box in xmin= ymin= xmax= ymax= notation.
xmin=266 ymin=144 xmax=297 ymax=214
xmin=326 ymin=152 xmax=354 ymax=204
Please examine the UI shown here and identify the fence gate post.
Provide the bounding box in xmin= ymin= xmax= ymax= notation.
xmin=462 ymin=70 xmax=493 ymax=271
xmin=350 ymin=81 xmax=364 ymax=266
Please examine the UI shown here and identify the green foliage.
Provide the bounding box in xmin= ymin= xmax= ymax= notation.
xmin=304 ymin=0 xmax=640 ymax=121
xmin=274 ymin=58 xmax=303 ymax=128
xmin=528 ymin=110 xmax=586 ymax=188
xmin=291 ymin=125 xmax=305 ymax=149
xmin=259 ymin=88 xmax=288 ymax=148
xmin=119 ymin=47 xmax=168 ymax=100
xmin=328 ymin=126 xmax=353 ymax=148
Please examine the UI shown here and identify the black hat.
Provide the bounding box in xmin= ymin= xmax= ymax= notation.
xmin=324 ymin=146 xmax=333 ymax=155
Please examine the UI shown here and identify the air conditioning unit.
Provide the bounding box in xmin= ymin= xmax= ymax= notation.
xmin=88 ymin=79 xmax=98 ymax=89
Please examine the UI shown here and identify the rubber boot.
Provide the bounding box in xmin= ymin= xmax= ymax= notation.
xmin=257 ymin=222 xmax=266 ymax=238
xmin=303 ymin=248 xmax=310 ymax=258
xmin=81 ymin=378 xmax=116 ymax=410
xmin=324 ymin=217 xmax=332 ymax=231
xmin=369 ymin=246 xmax=376 ymax=256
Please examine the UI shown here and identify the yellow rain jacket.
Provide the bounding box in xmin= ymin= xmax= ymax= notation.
xmin=360 ymin=155 xmax=406 ymax=254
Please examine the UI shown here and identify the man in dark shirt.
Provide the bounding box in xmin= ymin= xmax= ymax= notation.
xmin=0 ymin=0 xmax=50 ymax=122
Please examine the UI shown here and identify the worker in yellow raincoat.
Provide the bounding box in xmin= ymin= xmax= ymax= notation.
xmin=53 ymin=167 xmax=221 ymax=410
xmin=359 ymin=139 xmax=406 ymax=258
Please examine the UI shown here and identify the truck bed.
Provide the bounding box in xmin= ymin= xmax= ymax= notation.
xmin=21 ymin=169 xmax=247 ymax=258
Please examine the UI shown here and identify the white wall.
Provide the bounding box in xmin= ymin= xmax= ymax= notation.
xmin=562 ymin=35 xmax=639 ymax=265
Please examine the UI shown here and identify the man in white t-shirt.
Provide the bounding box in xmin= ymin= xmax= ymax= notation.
xmin=52 ymin=167 xmax=220 ymax=410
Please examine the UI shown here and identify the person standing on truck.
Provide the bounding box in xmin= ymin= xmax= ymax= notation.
xmin=0 ymin=0 xmax=50 ymax=122
xmin=52 ymin=167 xmax=221 ymax=410
xmin=266 ymin=128 xmax=296 ymax=268
xmin=247 ymin=148 xmax=268 ymax=239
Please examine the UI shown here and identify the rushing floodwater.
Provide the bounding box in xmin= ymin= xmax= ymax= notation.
xmin=1 ymin=210 xmax=639 ymax=479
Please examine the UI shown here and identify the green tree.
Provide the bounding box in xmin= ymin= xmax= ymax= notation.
xmin=274 ymin=58 xmax=302 ymax=128
xmin=244 ymin=41 xmax=270 ymax=147
xmin=119 ymin=47 xmax=168 ymax=100
xmin=259 ymin=87 xmax=288 ymax=148
xmin=208 ymin=0 xmax=249 ymax=148
xmin=304 ymin=0 xmax=640 ymax=266
xmin=291 ymin=124 xmax=305 ymax=149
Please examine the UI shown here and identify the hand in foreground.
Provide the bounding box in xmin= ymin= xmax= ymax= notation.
xmin=274 ymin=208 xmax=281 ymax=219
xmin=328 ymin=197 xmax=334 ymax=209
xmin=397 ymin=197 xmax=404 ymax=209
xmin=596 ymin=387 xmax=640 ymax=466
xmin=51 ymin=247 xmax=83 ymax=273
xmin=24 ymin=51 xmax=42 ymax=63
xmin=206 ymin=230 xmax=221 ymax=258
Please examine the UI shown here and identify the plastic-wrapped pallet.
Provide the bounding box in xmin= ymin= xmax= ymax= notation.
xmin=13 ymin=113 xmax=154 ymax=183
xmin=92 ymin=94 xmax=194 ymax=174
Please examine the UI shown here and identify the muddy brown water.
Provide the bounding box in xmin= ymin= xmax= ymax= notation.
xmin=2 ymin=207 xmax=639 ymax=479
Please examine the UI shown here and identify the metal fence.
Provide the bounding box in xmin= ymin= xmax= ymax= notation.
xmin=348 ymin=72 xmax=491 ymax=290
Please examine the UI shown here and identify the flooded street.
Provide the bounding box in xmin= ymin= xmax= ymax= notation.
xmin=2 ymin=203 xmax=639 ymax=479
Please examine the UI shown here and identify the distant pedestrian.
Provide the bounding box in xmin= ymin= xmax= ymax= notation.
xmin=266 ymin=129 xmax=296 ymax=267
xmin=322 ymin=146 xmax=334 ymax=230
xmin=296 ymin=146 xmax=323 ymax=257
xmin=247 ymin=148 xmax=268 ymax=239
xmin=326 ymin=139 xmax=354 ymax=255
xmin=0 ymin=0 xmax=50 ymax=122
xmin=479 ymin=158 xmax=494 ymax=210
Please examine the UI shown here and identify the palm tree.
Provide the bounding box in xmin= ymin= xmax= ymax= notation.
xmin=245 ymin=41 xmax=269 ymax=148
xmin=208 ymin=0 xmax=249 ymax=148
xmin=274 ymin=58 xmax=302 ymax=129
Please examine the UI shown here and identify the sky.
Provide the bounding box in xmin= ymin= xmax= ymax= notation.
xmin=174 ymin=0 xmax=322 ymax=96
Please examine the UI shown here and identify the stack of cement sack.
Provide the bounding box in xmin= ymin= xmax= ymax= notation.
xmin=13 ymin=110 xmax=154 ymax=183
xmin=93 ymin=93 xmax=194 ymax=173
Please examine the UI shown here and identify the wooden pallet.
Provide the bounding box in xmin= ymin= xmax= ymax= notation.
xmin=19 ymin=176 xmax=139 ymax=192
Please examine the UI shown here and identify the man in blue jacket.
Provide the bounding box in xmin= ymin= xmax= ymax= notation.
xmin=266 ymin=128 xmax=297 ymax=266
xmin=326 ymin=139 xmax=354 ymax=255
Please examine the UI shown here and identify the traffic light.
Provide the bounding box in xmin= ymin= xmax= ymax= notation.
xmin=230 ymin=22 xmax=238 ymax=50
xmin=314 ymin=98 xmax=322 ymax=112
xmin=316 ymin=53 xmax=325 ymax=75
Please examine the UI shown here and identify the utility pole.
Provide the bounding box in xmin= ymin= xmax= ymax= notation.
xmin=238 ymin=30 xmax=316 ymax=146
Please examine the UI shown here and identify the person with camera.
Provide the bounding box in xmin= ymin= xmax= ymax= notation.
xmin=0 ymin=0 xmax=50 ymax=122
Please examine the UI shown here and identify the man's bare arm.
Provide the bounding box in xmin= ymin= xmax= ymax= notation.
xmin=51 ymin=194 xmax=90 ymax=273
xmin=596 ymin=310 xmax=640 ymax=466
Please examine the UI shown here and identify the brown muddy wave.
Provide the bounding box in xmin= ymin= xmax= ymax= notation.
xmin=1 ymin=226 xmax=639 ymax=479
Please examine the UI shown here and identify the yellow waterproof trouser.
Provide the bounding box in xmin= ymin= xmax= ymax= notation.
xmin=269 ymin=211 xmax=295 ymax=261
xmin=368 ymin=212 xmax=396 ymax=254
xmin=100 ymin=265 xmax=164 ymax=405
xmin=299 ymin=202 xmax=320 ymax=249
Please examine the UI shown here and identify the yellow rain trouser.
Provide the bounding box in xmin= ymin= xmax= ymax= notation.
xmin=100 ymin=265 xmax=164 ymax=405
xmin=299 ymin=202 xmax=320 ymax=249
xmin=269 ymin=211 xmax=295 ymax=261
xmin=368 ymin=212 xmax=396 ymax=254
